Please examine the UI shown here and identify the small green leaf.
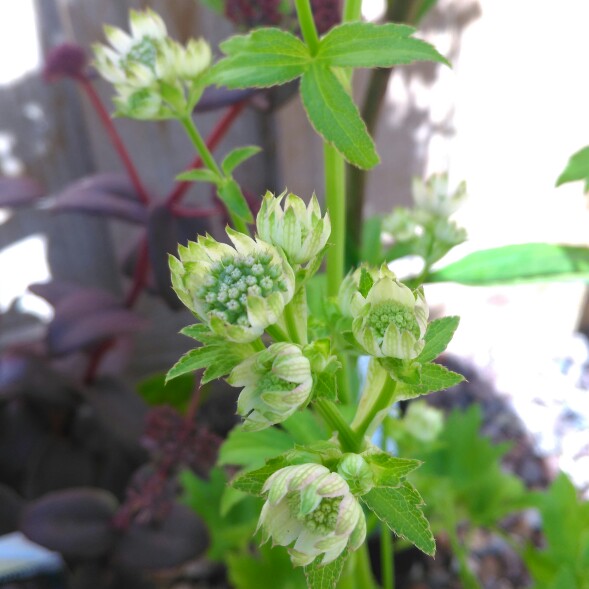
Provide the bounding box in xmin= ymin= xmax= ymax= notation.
xmin=556 ymin=146 xmax=589 ymax=191
xmin=359 ymin=268 xmax=374 ymax=298
xmin=166 ymin=346 xmax=221 ymax=382
xmin=300 ymin=63 xmax=379 ymax=170
xmin=361 ymin=483 xmax=435 ymax=556
xmin=230 ymin=456 xmax=290 ymax=496
xmin=317 ymin=22 xmax=450 ymax=69
xmin=380 ymin=358 xmax=422 ymax=385
xmin=365 ymin=451 xmax=422 ymax=487
xmin=212 ymin=28 xmax=310 ymax=89
xmin=166 ymin=342 xmax=249 ymax=383
xmin=218 ymin=178 xmax=254 ymax=223
xmin=176 ymin=168 xmax=221 ymax=184
xmin=304 ymin=550 xmax=349 ymax=589
xmin=394 ymin=362 xmax=464 ymax=400
xmin=219 ymin=427 xmax=296 ymax=469
xmin=417 ymin=316 xmax=460 ymax=363
xmin=180 ymin=323 xmax=218 ymax=343
xmin=222 ymin=145 xmax=262 ymax=176
xmin=427 ymin=243 xmax=589 ymax=285
xmin=137 ymin=372 xmax=194 ymax=412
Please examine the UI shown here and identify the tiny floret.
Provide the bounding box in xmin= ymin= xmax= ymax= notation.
xmin=169 ymin=228 xmax=295 ymax=343
xmin=228 ymin=343 xmax=313 ymax=431
xmin=256 ymin=191 xmax=331 ymax=266
xmin=258 ymin=464 xmax=366 ymax=567
xmin=339 ymin=265 xmax=428 ymax=360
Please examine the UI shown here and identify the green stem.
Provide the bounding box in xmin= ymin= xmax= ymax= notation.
xmin=325 ymin=144 xmax=346 ymax=298
xmin=283 ymin=300 xmax=305 ymax=345
xmin=337 ymin=354 xmax=353 ymax=404
xmin=355 ymin=544 xmax=377 ymax=589
xmin=251 ymin=338 xmax=266 ymax=352
xmin=446 ymin=514 xmax=483 ymax=589
xmin=294 ymin=0 xmax=320 ymax=55
xmin=343 ymin=0 xmax=363 ymax=21
xmin=381 ymin=521 xmax=394 ymax=589
xmin=266 ymin=323 xmax=291 ymax=343
xmin=353 ymin=376 xmax=396 ymax=440
xmin=314 ymin=398 xmax=361 ymax=453
xmin=179 ymin=115 xmax=248 ymax=234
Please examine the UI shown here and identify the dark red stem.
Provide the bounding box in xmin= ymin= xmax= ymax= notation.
xmin=166 ymin=101 xmax=248 ymax=206
xmin=124 ymin=234 xmax=150 ymax=307
xmin=80 ymin=79 xmax=151 ymax=205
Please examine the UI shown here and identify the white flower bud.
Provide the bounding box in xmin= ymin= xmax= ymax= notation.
xmin=256 ymin=191 xmax=331 ymax=266
xmin=228 ymin=343 xmax=313 ymax=431
xmin=258 ymin=464 xmax=366 ymax=567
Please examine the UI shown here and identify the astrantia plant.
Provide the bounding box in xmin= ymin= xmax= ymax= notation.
xmin=92 ymin=3 xmax=466 ymax=588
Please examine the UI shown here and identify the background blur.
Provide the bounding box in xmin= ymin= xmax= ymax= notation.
xmin=1 ymin=0 xmax=589 ymax=491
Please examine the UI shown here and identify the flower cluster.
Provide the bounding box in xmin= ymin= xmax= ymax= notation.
xmin=259 ymin=464 xmax=366 ymax=566
xmin=339 ymin=265 xmax=428 ymax=360
xmin=170 ymin=228 xmax=295 ymax=343
xmin=93 ymin=9 xmax=211 ymax=118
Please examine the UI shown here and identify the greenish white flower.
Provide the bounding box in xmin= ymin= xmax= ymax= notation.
xmin=92 ymin=9 xmax=211 ymax=119
xmin=169 ymin=228 xmax=295 ymax=343
xmin=258 ymin=464 xmax=366 ymax=567
xmin=404 ymin=401 xmax=444 ymax=442
xmin=339 ymin=265 xmax=428 ymax=360
xmin=256 ymin=191 xmax=331 ymax=265
xmin=228 ymin=343 xmax=313 ymax=431
xmin=412 ymin=173 xmax=466 ymax=218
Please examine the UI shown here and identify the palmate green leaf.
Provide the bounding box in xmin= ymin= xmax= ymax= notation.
xmin=218 ymin=178 xmax=254 ymax=223
xmin=427 ymin=243 xmax=589 ymax=285
xmin=417 ymin=316 xmax=460 ymax=363
xmin=317 ymin=22 xmax=450 ymax=69
xmin=230 ymin=456 xmax=290 ymax=496
xmin=556 ymin=145 xmax=589 ymax=191
xmin=222 ymin=145 xmax=262 ymax=176
xmin=300 ymin=63 xmax=379 ymax=170
xmin=362 ymin=482 xmax=435 ymax=556
xmin=394 ymin=362 xmax=464 ymax=401
xmin=304 ymin=550 xmax=349 ymax=589
xmin=212 ymin=28 xmax=310 ymax=88
xmin=365 ymin=451 xmax=422 ymax=487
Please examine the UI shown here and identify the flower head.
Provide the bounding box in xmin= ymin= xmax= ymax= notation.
xmin=259 ymin=464 xmax=366 ymax=567
xmin=256 ymin=191 xmax=330 ymax=266
xmin=169 ymin=228 xmax=295 ymax=343
xmin=228 ymin=343 xmax=313 ymax=431
xmin=412 ymin=173 xmax=466 ymax=219
xmin=92 ymin=9 xmax=211 ymax=119
xmin=339 ymin=265 xmax=428 ymax=360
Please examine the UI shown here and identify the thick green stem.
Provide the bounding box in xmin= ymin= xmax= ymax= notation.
xmin=179 ymin=115 xmax=248 ymax=234
xmin=266 ymin=323 xmax=291 ymax=343
xmin=343 ymin=0 xmax=363 ymax=21
xmin=336 ymin=354 xmax=353 ymax=405
xmin=284 ymin=299 xmax=306 ymax=345
xmin=353 ymin=375 xmax=396 ymax=440
xmin=314 ymin=398 xmax=361 ymax=453
xmin=325 ymin=144 xmax=346 ymax=298
xmin=294 ymin=0 xmax=320 ymax=54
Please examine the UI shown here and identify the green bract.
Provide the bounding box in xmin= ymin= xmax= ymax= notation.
xmin=256 ymin=191 xmax=331 ymax=266
xmin=340 ymin=265 xmax=428 ymax=359
xmin=92 ymin=8 xmax=211 ymax=119
xmin=169 ymin=228 xmax=295 ymax=343
xmin=259 ymin=464 xmax=366 ymax=567
xmin=228 ymin=342 xmax=313 ymax=431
